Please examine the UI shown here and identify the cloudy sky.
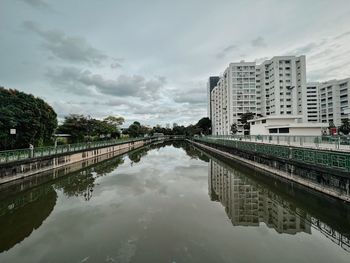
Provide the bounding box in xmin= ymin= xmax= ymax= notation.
xmin=1 ymin=0 xmax=350 ymax=126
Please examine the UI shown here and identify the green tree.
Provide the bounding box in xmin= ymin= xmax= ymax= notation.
xmin=239 ymin=112 xmax=255 ymax=134
xmin=329 ymin=121 xmax=336 ymax=129
xmin=172 ymin=125 xmax=186 ymax=135
xmin=124 ymin=121 xmax=143 ymax=138
xmin=57 ymin=114 xmax=89 ymax=142
xmin=0 ymin=87 xmax=57 ymax=149
xmin=185 ymin=125 xmax=201 ymax=137
xmin=196 ymin=117 xmax=211 ymax=135
xmin=102 ymin=116 xmax=124 ymax=138
xmin=339 ymin=118 xmax=350 ymax=135
xmin=231 ymin=123 xmax=238 ymax=134
xmin=103 ymin=116 xmax=125 ymax=126
xmin=58 ymin=114 xmax=120 ymax=143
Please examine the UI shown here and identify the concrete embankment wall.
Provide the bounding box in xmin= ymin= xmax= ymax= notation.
xmin=0 ymin=140 xmax=148 ymax=185
xmin=190 ymin=140 xmax=350 ymax=203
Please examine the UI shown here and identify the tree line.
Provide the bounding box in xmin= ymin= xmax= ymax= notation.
xmin=122 ymin=117 xmax=211 ymax=138
xmin=0 ymin=87 xmax=211 ymax=150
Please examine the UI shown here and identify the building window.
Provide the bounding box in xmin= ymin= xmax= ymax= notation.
xmin=279 ymin=128 xmax=289 ymax=134
xmin=269 ymin=128 xmax=278 ymax=134
xmin=262 ymin=120 xmax=266 ymax=123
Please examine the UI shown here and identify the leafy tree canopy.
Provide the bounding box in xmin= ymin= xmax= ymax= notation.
xmin=123 ymin=121 xmax=150 ymax=138
xmin=196 ymin=117 xmax=211 ymax=135
xmin=231 ymin=123 xmax=238 ymax=134
xmin=239 ymin=112 xmax=255 ymax=131
xmin=0 ymin=87 xmax=57 ymax=149
xmin=57 ymin=114 xmax=122 ymax=143
xmin=339 ymin=118 xmax=350 ymax=135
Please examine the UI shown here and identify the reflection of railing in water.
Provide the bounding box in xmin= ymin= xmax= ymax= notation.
xmin=310 ymin=218 xmax=350 ymax=252
xmin=0 ymin=184 xmax=54 ymax=217
xmin=207 ymin=155 xmax=350 ymax=252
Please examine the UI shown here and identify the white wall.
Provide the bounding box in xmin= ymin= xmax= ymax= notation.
xmin=250 ymin=123 xmax=324 ymax=136
xmin=289 ymin=127 xmax=323 ymax=136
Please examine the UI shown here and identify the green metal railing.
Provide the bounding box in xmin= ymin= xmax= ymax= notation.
xmin=194 ymin=136 xmax=350 ymax=172
xmin=0 ymin=137 xmax=154 ymax=164
xmin=205 ymin=135 xmax=350 ymax=150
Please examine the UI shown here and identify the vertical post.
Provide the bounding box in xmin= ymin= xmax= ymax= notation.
xmin=29 ymin=144 xmax=34 ymax=158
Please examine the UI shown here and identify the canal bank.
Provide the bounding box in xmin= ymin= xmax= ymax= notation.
xmin=0 ymin=137 xmax=164 ymax=185
xmin=189 ymin=138 xmax=350 ymax=203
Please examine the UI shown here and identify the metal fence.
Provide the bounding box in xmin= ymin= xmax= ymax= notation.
xmin=194 ymin=136 xmax=350 ymax=172
xmin=0 ymin=135 xmax=187 ymax=164
xmin=0 ymin=137 xmax=151 ymax=164
xmin=205 ymin=135 xmax=350 ymax=151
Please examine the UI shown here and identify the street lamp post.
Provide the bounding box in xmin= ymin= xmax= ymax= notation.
xmin=10 ymin=128 xmax=16 ymax=149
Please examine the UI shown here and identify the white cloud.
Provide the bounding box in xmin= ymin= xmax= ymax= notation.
xmin=1 ymin=0 xmax=350 ymax=125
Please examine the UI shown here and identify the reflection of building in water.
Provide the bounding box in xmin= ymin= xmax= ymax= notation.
xmin=208 ymin=159 xmax=311 ymax=235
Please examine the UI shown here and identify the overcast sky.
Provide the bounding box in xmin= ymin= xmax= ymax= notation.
xmin=1 ymin=0 xmax=350 ymax=126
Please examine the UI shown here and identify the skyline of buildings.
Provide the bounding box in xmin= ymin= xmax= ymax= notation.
xmin=208 ymin=55 xmax=350 ymax=135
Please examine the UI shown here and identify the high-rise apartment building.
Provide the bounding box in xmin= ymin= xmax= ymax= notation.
xmin=211 ymin=62 xmax=259 ymax=135
xmin=306 ymin=83 xmax=320 ymax=122
xmin=210 ymin=56 xmax=307 ymax=135
xmin=258 ymin=56 xmax=307 ymax=120
xmin=207 ymin=76 xmax=220 ymax=118
xmin=318 ymin=78 xmax=350 ymax=126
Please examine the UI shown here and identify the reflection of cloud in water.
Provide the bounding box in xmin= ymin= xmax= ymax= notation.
xmin=115 ymin=236 xmax=138 ymax=263
xmin=97 ymin=171 xmax=168 ymax=198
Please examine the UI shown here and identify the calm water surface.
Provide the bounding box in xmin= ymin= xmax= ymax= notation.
xmin=0 ymin=142 xmax=349 ymax=263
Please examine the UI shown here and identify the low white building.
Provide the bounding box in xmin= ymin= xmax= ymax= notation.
xmin=249 ymin=116 xmax=328 ymax=136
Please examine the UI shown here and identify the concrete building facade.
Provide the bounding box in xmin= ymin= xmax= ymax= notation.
xmin=211 ymin=61 xmax=259 ymax=135
xmin=318 ymin=78 xmax=350 ymax=127
xmin=306 ymin=83 xmax=320 ymax=122
xmin=249 ymin=116 xmax=327 ymax=136
xmin=210 ymin=56 xmax=307 ymax=135
xmin=207 ymin=76 xmax=220 ymax=118
xmin=258 ymin=56 xmax=307 ymax=120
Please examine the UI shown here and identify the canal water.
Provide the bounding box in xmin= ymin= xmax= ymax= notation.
xmin=0 ymin=142 xmax=349 ymax=263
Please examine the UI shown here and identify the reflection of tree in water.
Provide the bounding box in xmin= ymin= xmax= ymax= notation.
xmin=128 ymin=148 xmax=149 ymax=163
xmin=54 ymin=141 xmax=207 ymax=201
xmin=54 ymin=157 xmax=126 ymax=201
xmin=172 ymin=141 xmax=210 ymax=162
xmin=54 ymin=170 xmax=95 ymax=201
xmin=0 ymin=187 xmax=57 ymax=253
xmin=127 ymin=141 xmax=209 ymax=163
xmin=93 ymin=157 xmax=124 ymax=176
